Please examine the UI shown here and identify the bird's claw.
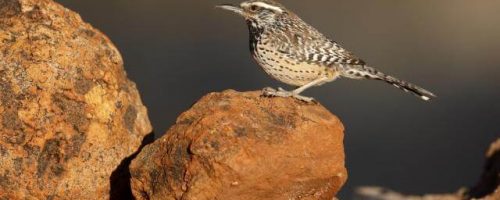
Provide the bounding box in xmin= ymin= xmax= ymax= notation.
xmin=261 ymin=87 xmax=316 ymax=103
xmin=292 ymin=94 xmax=316 ymax=103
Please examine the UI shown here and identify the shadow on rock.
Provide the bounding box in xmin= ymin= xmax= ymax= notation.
xmin=110 ymin=132 xmax=156 ymax=200
xmin=467 ymin=139 xmax=500 ymax=199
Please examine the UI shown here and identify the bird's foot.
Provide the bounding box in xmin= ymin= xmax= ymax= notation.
xmin=261 ymin=87 xmax=315 ymax=103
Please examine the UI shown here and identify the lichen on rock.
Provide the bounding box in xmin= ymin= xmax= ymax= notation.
xmin=0 ymin=0 xmax=152 ymax=199
xmin=130 ymin=90 xmax=347 ymax=200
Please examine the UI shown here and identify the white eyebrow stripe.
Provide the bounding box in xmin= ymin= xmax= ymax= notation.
xmin=251 ymin=2 xmax=283 ymax=13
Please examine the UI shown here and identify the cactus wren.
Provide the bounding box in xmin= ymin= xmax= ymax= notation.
xmin=217 ymin=0 xmax=436 ymax=102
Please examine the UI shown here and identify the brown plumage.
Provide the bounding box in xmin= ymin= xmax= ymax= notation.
xmin=217 ymin=0 xmax=436 ymax=102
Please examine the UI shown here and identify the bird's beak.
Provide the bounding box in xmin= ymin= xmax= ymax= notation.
xmin=216 ymin=4 xmax=244 ymax=16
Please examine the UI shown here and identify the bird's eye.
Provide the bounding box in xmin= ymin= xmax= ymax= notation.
xmin=250 ymin=5 xmax=258 ymax=11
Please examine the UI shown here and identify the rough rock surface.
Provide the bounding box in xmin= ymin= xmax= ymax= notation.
xmin=130 ymin=90 xmax=347 ymax=200
xmin=0 ymin=0 xmax=152 ymax=199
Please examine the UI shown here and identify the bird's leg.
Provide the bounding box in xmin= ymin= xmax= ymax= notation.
xmin=290 ymin=77 xmax=329 ymax=102
xmin=293 ymin=77 xmax=329 ymax=94
xmin=262 ymin=77 xmax=329 ymax=102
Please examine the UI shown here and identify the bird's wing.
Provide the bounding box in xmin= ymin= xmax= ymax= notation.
xmin=275 ymin=35 xmax=366 ymax=67
xmin=308 ymin=38 xmax=365 ymax=66
xmin=273 ymin=16 xmax=366 ymax=67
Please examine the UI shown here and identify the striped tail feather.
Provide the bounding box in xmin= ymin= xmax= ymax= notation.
xmin=341 ymin=65 xmax=436 ymax=101
xmin=382 ymin=75 xmax=436 ymax=101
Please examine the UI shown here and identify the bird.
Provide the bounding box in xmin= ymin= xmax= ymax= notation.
xmin=216 ymin=0 xmax=436 ymax=102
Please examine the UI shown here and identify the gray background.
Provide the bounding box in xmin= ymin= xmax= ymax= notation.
xmin=57 ymin=0 xmax=500 ymax=198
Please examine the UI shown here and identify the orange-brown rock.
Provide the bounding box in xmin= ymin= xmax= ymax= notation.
xmin=130 ymin=90 xmax=347 ymax=200
xmin=0 ymin=0 xmax=152 ymax=199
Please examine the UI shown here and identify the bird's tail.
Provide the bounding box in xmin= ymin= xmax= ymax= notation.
xmin=341 ymin=65 xmax=436 ymax=101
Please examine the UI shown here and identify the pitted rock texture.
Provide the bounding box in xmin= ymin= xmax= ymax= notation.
xmin=0 ymin=0 xmax=152 ymax=199
xmin=130 ymin=90 xmax=347 ymax=200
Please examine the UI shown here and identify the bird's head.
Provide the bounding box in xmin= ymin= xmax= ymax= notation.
xmin=217 ymin=0 xmax=288 ymax=27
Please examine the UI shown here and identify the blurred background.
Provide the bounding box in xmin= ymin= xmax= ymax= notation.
xmin=57 ymin=0 xmax=500 ymax=198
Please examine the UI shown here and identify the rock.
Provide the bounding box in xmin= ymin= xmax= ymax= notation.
xmin=0 ymin=0 xmax=152 ymax=199
xmin=484 ymin=189 xmax=500 ymax=200
xmin=468 ymin=138 xmax=500 ymax=199
xmin=354 ymin=187 xmax=464 ymax=200
xmin=130 ymin=90 xmax=347 ymax=200
xmin=354 ymin=137 xmax=500 ymax=200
